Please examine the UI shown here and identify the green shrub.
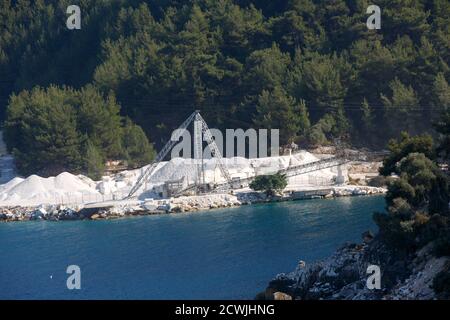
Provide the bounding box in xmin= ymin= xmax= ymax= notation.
xmin=373 ymin=211 xmax=417 ymax=251
xmin=385 ymin=179 xmax=415 ymax=207
xmin=249 ymin=173 xmax=287 ymax=196
xmin=420 ymin=214 xmax=450 ymax=247
xmin=379 ymin=133 xmax=435 ymax=176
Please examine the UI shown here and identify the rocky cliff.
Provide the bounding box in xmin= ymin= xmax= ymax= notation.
xmin=259 ymin=235 xmax=449 ymax=300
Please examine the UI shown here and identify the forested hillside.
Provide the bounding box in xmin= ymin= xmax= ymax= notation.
xmin=0 ymin=0 xmax=449 ymax=176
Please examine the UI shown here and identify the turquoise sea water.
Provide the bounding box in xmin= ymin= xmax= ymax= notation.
xmin=0 ymin=196 xmax=385 ymax=299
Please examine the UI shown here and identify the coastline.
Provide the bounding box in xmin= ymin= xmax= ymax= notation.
xmin=0 ymin=194 xmax=385 ymax=299
xmin=258 ymin=237 xmax=449 ymax=300
xmin=0 ymin=185 xmax=386 ymax=222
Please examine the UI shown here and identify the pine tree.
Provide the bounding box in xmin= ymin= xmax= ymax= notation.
xmin=300 ymin=53 xmax=347 ymax=121
xmin=269 ymin=1 xmax=324 ymax=53
xmin=382 ymin=0 xmax=431 ymax=43
xmin=297 ymin=99 xmax=311 ymax=137
xmin=434 ymin=107 xmax=450 ymax=163
xmin=4 ymin=84 xmax=153 ymax=177
xmin=84 ymin=139 xmax=105 ymax=180
xmin=5 ymin=86 xmax=83 ymax=176
xmin=244 ymin=43 xmax=291 ymax=95
xmin=307 ymin=114 xmax=336 ymax=146
xmin=254 ymin=86 xmax=304 ymax=145
xmin=77 ymin=85 xmax=123 ymax=159
xmin=1 ymin=0 xmax=449 ymax=152
xmin=432 ymin=73 xmax=450 ymax=110
xmin=360 ymin=98 xmax=373 ymax=133
xmin=381 ymin=78 xmax=422 ymax=138
xmin=122 ymin=118 xmax=156 ymax=168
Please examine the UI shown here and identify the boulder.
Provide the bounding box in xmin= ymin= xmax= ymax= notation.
xmin=30 ymin=208 xmax=47 ymax=220
xmin=59 ymin=209 xmax=79 ymax=220
xmin=90 ymin=213 xmax=100 ymax=220
xmin=273 ymin=292 xmax=293 ymax=300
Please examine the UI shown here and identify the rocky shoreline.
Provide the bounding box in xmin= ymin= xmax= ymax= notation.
xmin=0 ymin=185 xmax=386 ymax=222
xmin=258 ymin=235 xmax=449 ymax=300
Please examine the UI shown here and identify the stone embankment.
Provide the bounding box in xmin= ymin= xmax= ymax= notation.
xmin=0 ymin=186 xmax=386 ymax=222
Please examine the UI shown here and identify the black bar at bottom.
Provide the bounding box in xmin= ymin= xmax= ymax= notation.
xmin=0 ymin=300 xmax=446 ymax=319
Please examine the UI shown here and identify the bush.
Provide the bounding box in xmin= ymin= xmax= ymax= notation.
xmin=249 ymin=173 xmax=287 ymax=196
xmin=388 ymin=198 xmax=414 ymax=220
xmin=307 ymin=114 xmax=336 ymax=146
xmin=373 ymin=211 xmax=417 ymax=251
xmin=379 ymin=133 xmax=435 ymax=176
xmin=418 ymin=214 xmax=449 ymax=249
xmin=385 ymin=179 xmax=415 ymax=207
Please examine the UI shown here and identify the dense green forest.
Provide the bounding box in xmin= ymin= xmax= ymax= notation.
xmin=0 ymin=0 xmax=449 ymax=176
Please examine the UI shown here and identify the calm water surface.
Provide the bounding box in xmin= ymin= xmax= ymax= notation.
xmin=0 ymin=196 xmax=385 ymax=299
